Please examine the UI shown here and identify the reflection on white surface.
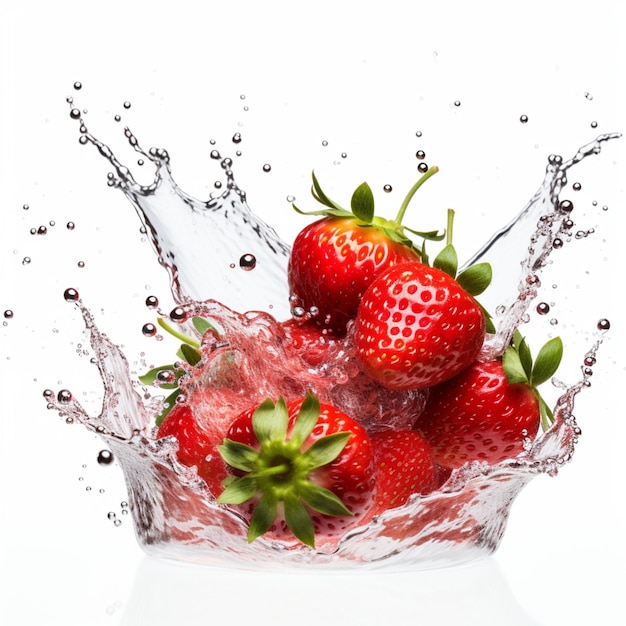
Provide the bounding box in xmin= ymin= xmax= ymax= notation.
xmin=120 ymin=556 xmax=541 ymax=626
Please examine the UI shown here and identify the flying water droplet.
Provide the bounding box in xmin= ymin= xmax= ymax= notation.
xmin=64 ymin=288 xmax=79 ymax=302
xmin=57 ymin=389 xmax=73 ymax=403
xmin=142 ymin=323 xmax=157 ymax=337
xmin=239 ymin=253 xmax=257 ymax=270
xmin=97 ymin=450 xmax=114 ymax=465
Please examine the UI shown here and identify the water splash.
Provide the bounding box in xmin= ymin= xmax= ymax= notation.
xmin=68 ymin=101 xmax=290 ymax=316
xmin=48 ymin=103 xmax=620 ymax=568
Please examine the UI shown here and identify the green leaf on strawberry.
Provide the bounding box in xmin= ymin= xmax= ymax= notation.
xmin=217 ymin=394 xmax=376 ymax=548
xmin=293 ymin=166 xmax=445 ymax=251
xmin=138 ymin=314 xmax=216 ymax=425
xmin=503 ymin=331 xmax=563 ymax=430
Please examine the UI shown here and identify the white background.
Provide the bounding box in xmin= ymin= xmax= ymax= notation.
xmin=1 ymin=1 xmax=624 ymax=625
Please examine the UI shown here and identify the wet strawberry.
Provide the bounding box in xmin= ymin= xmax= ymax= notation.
xmin=371 ymin=429 xmax=437 ymax=515
xmin=156 ymin=403 xmax=227 ymax=496
xmin=417 ymin=334 xmax=563 ymax=469
xmin=355 ymin=261 xmax=486 ymax=390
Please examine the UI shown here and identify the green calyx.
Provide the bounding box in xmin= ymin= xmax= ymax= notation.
xmin=502 ymin=330 xmax=564 ymax=431
xmin=139 ymin=315 xmax=216 ymax=425
xmin=292 ymin=167 xmax=445 ymax=251
xmin=217 ymin=394 xmax=353 ymax=548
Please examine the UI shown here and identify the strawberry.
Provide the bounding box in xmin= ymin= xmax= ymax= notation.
xmin=156 ymin=402 xmax=227 ymax=495
xmin=288 ymin=168 xmax=443 ymax=334
xmin=416 ymin=333 xmax=563 ymax=470
xmin=355 ymin=261 xmax=487 ymax=390
xmin=370 ymin=429 xmax=437 ymax=515
xmin=217 ymin=394 xmax=376 ymax=548
xmin=354 ymin=210 xmax=492 ymax=390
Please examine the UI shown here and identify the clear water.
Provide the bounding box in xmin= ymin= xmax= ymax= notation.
xmin=46 ymin=97 xmax=620 ymax=569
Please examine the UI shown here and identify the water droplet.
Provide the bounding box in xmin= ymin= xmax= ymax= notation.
xmin=156 ymin=370 xmax=175 ymax=384
xmin=584 ymin=91 xmax=593 ymax=100
xmin=170 ymin=307 xmax=187 ymax=322
xmin=107 ymin=511 xmax=116 ymax=520
xmin=549 ymin=318 xmax=559 ymax=326
xmin=64 ymin=287 xmax=79 ymax=302
xmin=145 ymin=295 xmax=159 ymax=309
xmin=573 ymin=182 xmax=582 ymax=191
xmin=584 ymin=355 xmax=596 ymax=367
xmin=123 ymin=101 xmax=131 ymax=109
xmin=286 ymin=195 xmax=295 ymax=203
xmin=321 ymin=140 xmax=328 ymax=146
xmin=43 ymin=389 xmax=54 ymax=399
xmin=341 ymin=152 xmax=347 ymax=159
xmin=30 ymin=228 xmax=37 ymax=235
xmin=383 ymin=184 xmax=392 ymax=193
xmin=240 ymin=94 xmax=246 ymax=100
xmin=415 ymin=131 xmax=422 ymax=138
xmin=239 ymin=253 xmax=256 ymax=270
xmin=22 ymin=204 xmax=29 ymax=211
xmin=214 ymin=180 xmax=222 ymax=189
xmin=97 ymin=450 xmax=114 ymax=465
xmin=77 ymin=260 xmax=85 ymax=268
xmin=210 ymin=150 xmax=221 ymax=160
xmin=558 ymin=199 xmax=574 ymax=213
xmin=73 ymin=81 xmax=82 ymax=90
xmin=70 ymin=108 xmax=81 ymax=120
xmin=3 ymin=310 xmax=13 ymax=319
xmin=520 ymin=114 xmax=529 ymax=123
xmin=262 ymin=164 xmax=271 ymax=172
xmin=22 ymin=257 xmax=31 ymax=265
xmin=142 ymin=323 xmax=157 ymax=337
xmin=57 ymin=389 xmax=73 ymax=403
xmin=590 ymin=120 xmax=598 ymax=129
xmin=232 ymin=132 xmax=242 ymax=144
xmin=415 ymin=150 xmax=426 ymax=160
xmin=536 ymin=302 xmax=550 ymax=315
xmin=417 ymin=162 xmax=429 ymax=173
xmin=552 ymin=238 xmax=564 ymax=249
xmin=597 ymin=318 xmax=610 ymax=331
xmin=453 ymin=100 xmax=461 ymax=107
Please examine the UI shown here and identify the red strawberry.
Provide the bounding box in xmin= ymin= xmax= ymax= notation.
xmin=156 ymin=403 xmax=227 ymax=496
xmin=355 ymin=261 xmax=486 ymax=390
xmin=370 ymin=429 xmax=437 ymax=515
xmin=288 ymin=168 xmax=442 ymax=334
xmin=217 ymin=394 xmax=376 ymax=547
xmin=417 ymin=334 xmax=563 ymax=470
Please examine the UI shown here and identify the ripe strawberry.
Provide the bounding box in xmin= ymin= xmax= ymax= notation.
xmin=354 ymin=208 xmax=493 ymax=390
xmin=417 ymin=333 xmax=563 ymax=470
xmin=370 ymin=429 xmax=437 ymax=515
xmin=217 ymin=394 xmax=376 ymax=548
xmin=156 ymin=403 xmax=227 ymax=496
xmin=288 ymin=168 xmax=442 ymax=334
xmin=355 ymin=261 xmax=487 ymax=390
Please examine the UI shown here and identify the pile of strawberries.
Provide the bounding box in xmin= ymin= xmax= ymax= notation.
xmin=146 ymin=168 xmax=562 ymax=548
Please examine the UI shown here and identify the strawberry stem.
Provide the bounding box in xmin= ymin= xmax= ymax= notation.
xmin=446 ymin=209 xmax=455 ymax=246
xmin=394 ymin=166 xmax=439 ymax=225
xmin=157 ymin=317 xmax=200 ymax=349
